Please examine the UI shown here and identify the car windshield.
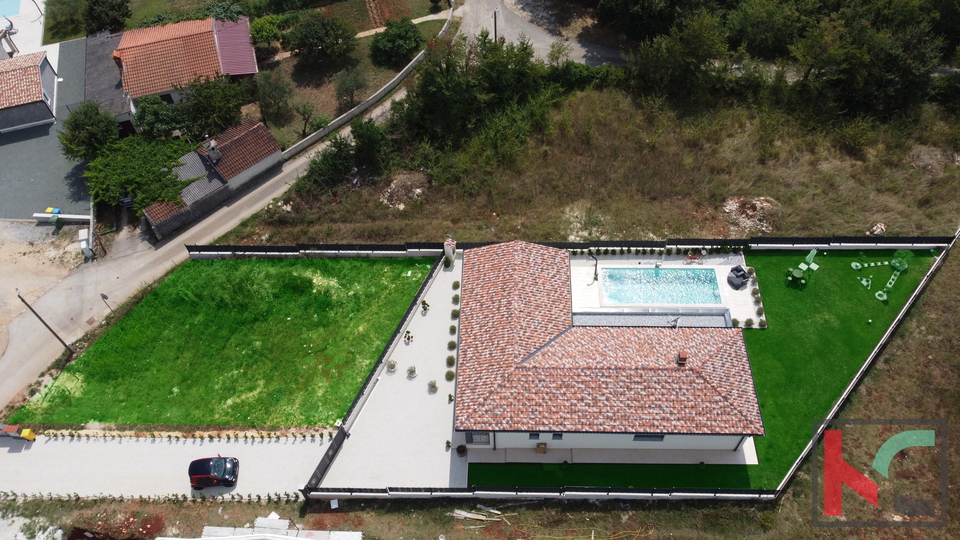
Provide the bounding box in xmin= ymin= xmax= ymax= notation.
xmin=210 ymin=458 xmax=225 ymax=477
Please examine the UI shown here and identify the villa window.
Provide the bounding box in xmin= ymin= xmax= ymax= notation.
xmin=529 ymin=432 xmax=540 ymax=440
xmin=552 ymin=433 xmax=563 ymax=440
xmin=465 ymin=432 xmax=490 ymax=445
xmin=633 ymin=434 xmax=665 ymax=442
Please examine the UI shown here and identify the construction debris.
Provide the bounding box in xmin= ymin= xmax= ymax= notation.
xmin=476 ymin=504 xmax=502 ymax=515
xmin=450 ymin=510 xmax=501 ymax=522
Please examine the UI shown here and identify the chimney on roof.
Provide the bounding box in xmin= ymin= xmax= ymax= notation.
xmin=111 ymin=50 xmax=123 ymax=70
xmin=677 ymin=350 xmax=688 ymax=366
xmin=204 ymin=135 xmax=222 ymax=164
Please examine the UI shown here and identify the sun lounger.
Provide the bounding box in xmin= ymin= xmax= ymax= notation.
xmin=809 ymin=262 xmax=819 ymax=271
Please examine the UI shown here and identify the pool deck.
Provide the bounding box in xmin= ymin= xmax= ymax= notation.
xmin=570 ymin=252 xmax=761 ymax=327
xmin=2 ymin=0 xmax=60 ymax=70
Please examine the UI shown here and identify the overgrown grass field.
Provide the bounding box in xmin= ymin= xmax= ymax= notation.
xmin=10 ymin=258 xmax=431 ymax=426
xmin=468 ymin=249 xmax=936 ymax=489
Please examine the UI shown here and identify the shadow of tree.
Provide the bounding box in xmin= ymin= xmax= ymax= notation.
xmin=290 ymin=54 xmax=360 ymax=88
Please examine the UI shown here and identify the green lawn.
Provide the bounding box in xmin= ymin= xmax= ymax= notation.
xmin=469 ymin=249 xmax=937 ymax=489
xmin=11 ymin=258 xmax=431 ymax=427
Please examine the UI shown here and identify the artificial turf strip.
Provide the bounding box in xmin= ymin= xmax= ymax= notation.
xmin=11 ymin=258 xmax=433 ymax=427
xmin=467 ymin=250 xmax=936 ymax=489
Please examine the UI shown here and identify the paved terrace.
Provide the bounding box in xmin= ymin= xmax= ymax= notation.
xmin=570 ymin=252 xmax=760 ymax=325
xmin=319 ymin=254 xmax=468 ymax=489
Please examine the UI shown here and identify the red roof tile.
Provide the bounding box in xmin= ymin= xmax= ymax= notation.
xmin=116 ymin=18 xmax=255 ymax=98
xmin=0 ymin=52 xmax=46 ymax=109
xmin=143 ymin=198 xmax=185 ymax=226
xmin=197 ymin=118 xmax=280 ymax=181
xmin=454 ymin=241 xmax=764 ymax=436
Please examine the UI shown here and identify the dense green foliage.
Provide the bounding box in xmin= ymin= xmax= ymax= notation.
xmin=58 ymin=101 xmax=119 ymax=162
xmin=350 ymin=118 xmax=391 ymax=175
xmin=137 ymin=1 xmax=243 ymax=27
xmin=470 ymin=250 xmax=936 ymax=489
xmin=249 ymin=15 xmax=282 ymax=48
xmin=255 ymin=70 xmax=293 ymax=124
xmin=332 ymin=68 xmax=368 ymax=109
xmin=10 ymin=258 xmax=431 ymax=426
xmin=282 ymin=12 xmax=357 ymax=63
xmin=133 ymin=95 xmax=185 ymax=138
xmin=299 ymin=135 xmax=355 ymax=192
xmin=84 ymin=0 xmax=131 ymax=34
xmin=82 ymin=137 xmax=198 ymax=215
xmin=370 ymin=18 xmax=425 ymax=66
xmin=176 ymin=75 xmax=249 ymax=138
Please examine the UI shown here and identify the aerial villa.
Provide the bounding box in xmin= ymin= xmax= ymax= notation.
xmin=454 ymin=241 xmax=765 ymax=466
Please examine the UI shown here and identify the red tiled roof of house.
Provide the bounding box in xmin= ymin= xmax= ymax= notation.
xmin=454 ymin=241 xmax=764 ymax=436
xmin=116 ymin=19 xmax=221 ymax=98
xmin=0 ymin=52 xmax=46 ymax=109
xmin=143 ymin=198 xmax=185 ymax=226
xmin=214 ymin=17 xmax=258 ymax=76
xmin=197 ymin=118 xmax=280 ymax=181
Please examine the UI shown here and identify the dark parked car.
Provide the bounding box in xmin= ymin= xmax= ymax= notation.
xmin=189 ymin=455 xmax=239 ymax=489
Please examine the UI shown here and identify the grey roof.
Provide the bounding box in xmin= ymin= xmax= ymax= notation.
xmin=84 ymin=32 xmax=129 ymax=116
xmin=0 ymin=102 xmax=53 ymax=132
xmin=572 ymin=313 xmax=728 ymax=328
xmin=174 ymin=151 xmax=225 ymax=205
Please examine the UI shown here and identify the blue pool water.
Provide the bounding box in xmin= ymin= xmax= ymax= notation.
xmin=600 ymin=268 xmax=722 ymax=305
xmin=0 ymin=0 xmax=19 ymax=18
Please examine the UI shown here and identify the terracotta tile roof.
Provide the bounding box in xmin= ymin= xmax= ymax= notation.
xmin=0 ymin=52 xmax=46 ymax=109
xmin=197 ymin=118 xmax=280 ymax=181
xmin=143 ymin=198 xmax=185 ymax=226
xmin=116 ymin=19 xmax=221 ymax=98
xmin=214 ymin=17 xmax=258 ymax=76
xmin=454 ymin=241 xmax=764 ymax=436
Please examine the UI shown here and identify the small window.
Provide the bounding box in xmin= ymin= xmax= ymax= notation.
xmin=160 ymin=93 xmax=175 ymax=104
xmin=529 ymin=432 xmax=540 ymax=440
xmin=633 ymin=434 xmax=665 ymax=442
xmin=552 ymin=433 xmax=563 ymax=440
xmin=465 ymin=432 xmax=490 ymax=445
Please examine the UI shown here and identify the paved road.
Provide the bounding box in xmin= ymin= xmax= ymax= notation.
xmin=0 ymin=435 xmax=321 ymax=497
xmin=456 ymin=0 xmax=624 ymax=66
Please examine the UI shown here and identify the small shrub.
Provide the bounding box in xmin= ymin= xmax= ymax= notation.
xmin=451 ymin=309 xmax=460 ymax=319
xmin=755 ymin=294 xmax=762 ymax=303
xmin=732 ymin=318 xmax=740 ymax=327
xmin=756 ymin=307 xmax=765 ymax=316
xmin=386 ymin=359 xmax=397 ymax=371
xmin=443 ymin=256 xmax=451 ymax=268
xmin=759 ymin=318 xmax=768 ymax=328
xmin=745 ymin=318 xmax=755 ymax=327
xmin=747 ymin=267 xmax=756 ymax=276
xmin=453 ymin=294 xmax=460 ymax=304
xmin=407 ymin=365 xmax=417 ymax=377
xmin=445 ymin=370 xmax=455 ymax=381
xmin=452 ymin=281 xmax=460 ymax=290
xmin=448 ymin=340 xmax=457 ymax=350
xmin=427 ymin=380 xmax=438 ymax=392
xmin=752 ymin=287 xmax=760 ymax=295
xmin=446 ymin=355 xmax=456 ymax=367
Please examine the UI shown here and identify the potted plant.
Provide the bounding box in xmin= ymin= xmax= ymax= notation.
xmin=407 ymin=365 xmax=418 ymax=378
xmin=427 ymin=380 xmax=438 ymax=392
xmin=386 ymin=360 xmax=397 ymax=372
xmin=456 ymin=444 xmax=467 ymax=457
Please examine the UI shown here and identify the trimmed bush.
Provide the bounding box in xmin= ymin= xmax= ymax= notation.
xmin=447 ymin=340 xmax=457 ymax=350
xmin=452 ymin=281 xmax=460 ymax=290
xmin=453 ymin=294 xmax=460 ymax=304
xmin=446 ymin=355 xmax=455 ymax=367
xmin=451 ymin=309 xmax=460 ymax=319
xmin=745 ymin=318 xmax=755 ymax=327
xmin=445 ymin=370 xmax=455 ymax=381
xmin=757 ymin=307 xmax=765 ymax=316
xmin=732 ymin=318 xmax=740 ymax=327
xmin=449 ymin=325 xmax=457 ymax=335
xmin=759 ymin=318 xmax=768 ymax=328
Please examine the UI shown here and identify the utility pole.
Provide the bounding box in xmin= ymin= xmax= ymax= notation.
xmin=16 ymin=288 xmax=74 ymax=354
xmin=493 ymin=8 xmax=499 ymax=42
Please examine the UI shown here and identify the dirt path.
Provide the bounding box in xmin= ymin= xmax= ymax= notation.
xmin=365 ymin=0 xmax=392 ymax=29
xmin=0 ymin=221 xmax=84 ymax=359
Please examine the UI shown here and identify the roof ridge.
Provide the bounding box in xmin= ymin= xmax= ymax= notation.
xmin=691 ymin=331 xmax=761 ymax=432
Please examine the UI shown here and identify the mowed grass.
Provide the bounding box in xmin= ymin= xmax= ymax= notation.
xmin=10 ymin=258 xmax=431 ymax=427
xmin=469 ymin=249 xmax=936 ymax=489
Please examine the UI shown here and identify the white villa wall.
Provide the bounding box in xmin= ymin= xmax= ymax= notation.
xmin=474 ymin=432 xmax=744 ymax=451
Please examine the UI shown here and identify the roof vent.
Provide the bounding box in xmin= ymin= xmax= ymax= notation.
xmin=677 ymin=350 xmax=688 ymax=366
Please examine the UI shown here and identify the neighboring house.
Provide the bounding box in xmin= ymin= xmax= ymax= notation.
xmin=144 ymin=118 xmax=281 ymax=240
xmin=454 ymin=241 xmax=765 ymax=464
xmin=0 ymin=52 xmax=57 ymax=133
xmin=86 ymin=17 xmax=258 ymax=127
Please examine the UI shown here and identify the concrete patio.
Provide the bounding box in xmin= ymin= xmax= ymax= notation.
xmin=319 ymin=254 xmax=468 ymax=489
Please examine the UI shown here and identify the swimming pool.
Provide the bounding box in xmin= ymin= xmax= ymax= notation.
xmin=600 ymin=267 xmax=722 ymax=305
xmin=0 ymin=0 xmax=19 ymax=18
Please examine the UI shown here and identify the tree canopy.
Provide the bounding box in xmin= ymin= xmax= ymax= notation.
xmin=84 ymin=0 xmax=131 ymax=34
xmin=83 ymin=137 xmax=198 ymax=215
xmin=58 ymin=101 xmax=119 ymax=162
xmin=134 ymin=96 xmax=185 ymax=138
xmin=282 ymin=13 xmax=357 ymax=63
xmin=370 ymin=18 xmax=425 ymax=66
xmin=176 ymin=75 xmax=249 ymax=138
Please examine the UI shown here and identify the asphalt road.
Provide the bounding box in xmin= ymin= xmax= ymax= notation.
xmin=0 ymin=435 xmax=322 ymax=498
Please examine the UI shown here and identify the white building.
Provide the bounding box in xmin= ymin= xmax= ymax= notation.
xmin=454 ymin=241 xmax=765 ymax=465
